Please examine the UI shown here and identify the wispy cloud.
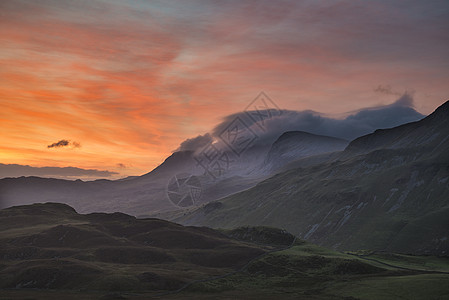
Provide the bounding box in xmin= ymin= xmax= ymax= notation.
xmin=374 ymin=85 xmax=402 ymax=96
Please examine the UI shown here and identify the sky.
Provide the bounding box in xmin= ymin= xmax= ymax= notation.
xmin=0 ymin=0 xmax=448 ymax=180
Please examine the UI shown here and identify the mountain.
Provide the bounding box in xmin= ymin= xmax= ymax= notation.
xmin=140 ymin=150 xmax=197 ymax=178
xmin=2 ymin=202 xmax=448 ymax=300
xmin=0 ymin=102 xmax=431 ymax=220
xmin=0 ymin=132 xmax=348 ymax=217
xmin=0 ymin=149 xmax=264 ymax=216
xmin=174 ymin=100 xmax=449 ymax=255
xmin=264 ymin=131 xmax=348 ymax=171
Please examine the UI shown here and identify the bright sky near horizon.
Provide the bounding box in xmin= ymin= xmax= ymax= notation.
xmin=1 ymin=0 xmax=448 ymax=179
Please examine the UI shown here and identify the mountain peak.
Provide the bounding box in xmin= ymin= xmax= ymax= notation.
xmin=141 ymin=150 xmax=195 ymax=177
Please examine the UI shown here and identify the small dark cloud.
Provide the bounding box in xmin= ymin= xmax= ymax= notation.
xmin=176 ymin=133 xmax=213 ymax=152
xmin=0 ymin=163 xmax=118 ymax=179
xmin=47 ymin=139 xmax=81 ymax=149
xmin=47 ymin=139 xmax=69 ymax=148
xmin=117 ymin=163 xmax=127 ymax=169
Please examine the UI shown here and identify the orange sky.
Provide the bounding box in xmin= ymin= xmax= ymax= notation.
xmin=1 ymin=1 xmax=448 ymax=179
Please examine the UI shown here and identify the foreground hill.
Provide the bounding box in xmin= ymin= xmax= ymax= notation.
xmin=0 ymin=203 xmax=287 ymax=297
xmin=1 ymin=202 xmax=449 ymax=300
xmin=175 ymin=100 xmax=449 ymax=255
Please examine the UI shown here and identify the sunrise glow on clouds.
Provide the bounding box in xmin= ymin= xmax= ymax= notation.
xmin=1 ymin=0 xmax=448 ymax=179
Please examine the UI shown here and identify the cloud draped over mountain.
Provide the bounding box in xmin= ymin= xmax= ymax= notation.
xmin=0 ymin=164 xmax=117 ymax=179
xmin=176 ymin=133 xmax=213 ymax=152
xmin=178 ymin=94 xmax=425 ymax=152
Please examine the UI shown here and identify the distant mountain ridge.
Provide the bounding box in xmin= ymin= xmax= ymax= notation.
xmin=0 ymin=101 xmax=432 ymax=223
xmin=0 ymin=129 xmax=353 ymax=216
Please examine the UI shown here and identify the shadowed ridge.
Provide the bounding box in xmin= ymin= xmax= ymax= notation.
xmin=141 ymin=150 xmax=195 ymax=178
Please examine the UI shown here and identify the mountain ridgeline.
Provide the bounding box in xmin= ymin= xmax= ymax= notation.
xmin=175 ymin=100 xmax=449 ymax=255
xmin=0 ymin=130 xmax=353 ymax=216
xmin=0 ymin=101 xmax=448 ymax=257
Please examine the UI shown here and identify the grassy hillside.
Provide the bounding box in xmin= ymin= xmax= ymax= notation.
xmin=0 ymin=203 xmax=275 ymax=295
xmin=1 ymin=203 xmax=449 ymax=299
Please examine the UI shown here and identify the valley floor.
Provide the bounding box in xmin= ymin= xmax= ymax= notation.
xmin=1 ymin=242 xmax=449 ymax=300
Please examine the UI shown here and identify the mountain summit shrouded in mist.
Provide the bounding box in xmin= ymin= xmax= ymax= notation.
xmin=179 ymin=94 xmax=424 ymax=155
xmin=0 ymin=95 xmax=426 ymax=213
xmin=176 ymin=100 xmax=449 ymax=255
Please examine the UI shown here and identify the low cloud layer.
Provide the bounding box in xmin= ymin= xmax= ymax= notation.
xmin=177 ymin=94 xmax=425 ymax=153
xmin=47 ymin=140 xmax=81 ymax=148
xmin=0 ymin=164 xmax=118 ymax=180
xmin=176 ymin=133 xmax=213 ymax=152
